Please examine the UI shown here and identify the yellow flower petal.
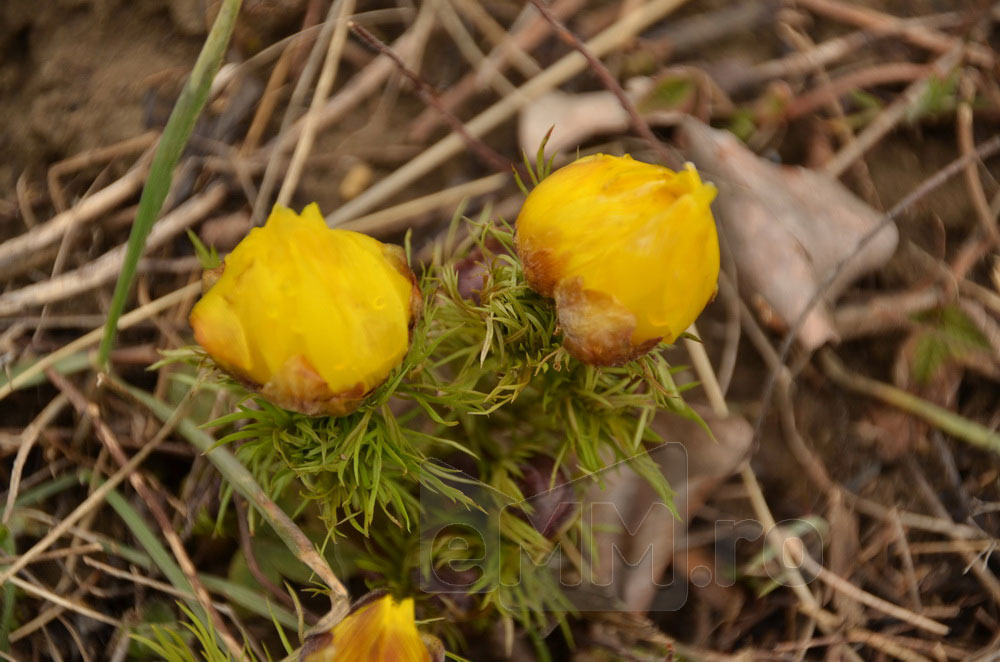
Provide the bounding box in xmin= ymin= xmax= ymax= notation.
xmin=190 ymin=203 xmax=420 ymax=416
xmin=302 ymin=595 xmax=433 ymax=662
xmin=515 ymin=154 xmax=719 ymax=365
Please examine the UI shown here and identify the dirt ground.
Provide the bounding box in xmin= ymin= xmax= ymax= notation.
xmin=2 ymin=1 xmax=1000 ymax=660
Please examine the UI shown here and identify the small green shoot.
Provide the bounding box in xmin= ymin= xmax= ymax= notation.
xmin=187 ymin=228 xmax=222 ymax=270
xmin=513 ymin=126 xmax=556 ymax=194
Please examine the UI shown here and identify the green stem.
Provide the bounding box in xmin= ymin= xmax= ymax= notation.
xmin=820 ymin=348 xmax=1000 ymax=455
xmin=103 ymin=487 xmax=209 ymax=627
xmin=97 ymin=0 xmax=242 ymax=369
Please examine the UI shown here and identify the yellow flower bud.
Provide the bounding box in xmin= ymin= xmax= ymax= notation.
xmin=189 ymin=203 xmax=421 ymax=416
xmin=515 ymin=154 xmax=719 ymax=365
xmin=301 ymin=595 xmax=435 ymax=662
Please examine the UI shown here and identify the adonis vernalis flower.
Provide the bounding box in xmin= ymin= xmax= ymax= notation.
xmin=189 ymin=203 xmax=421 ymax=416
xmin=301 ymin=595 xmax=436 ymax=662
xmin=515 ymin=154 xmax=719 ymax=365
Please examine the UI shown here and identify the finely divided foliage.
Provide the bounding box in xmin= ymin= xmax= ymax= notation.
xmin=158 ymin=165 xmax=702 ymax=653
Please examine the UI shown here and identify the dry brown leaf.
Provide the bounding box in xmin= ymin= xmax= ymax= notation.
xmin=678 ymin=117 xmax=899 ymax=350
xmin=518 ymin=79 xmax=653 ymax=156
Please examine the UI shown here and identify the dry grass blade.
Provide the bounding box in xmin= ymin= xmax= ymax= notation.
xmin=326 ymin=0 xmax=693 ymax=225
xmin=784 ymin=539 xmax=949 ymax=636
xmin=408 ymin=0 xmax=587 ymax=141
xmin=276 ymin=0 xmax=356 ymax=208
xmin=349 ymin=20 xmax=514 ymax=174
xmin=822 ymin=46 xmax=964 ymax=177
xmin=0 ymin=155 xmax=151 ymax=277
xmin=110 ymin=378 xmax=351 ymax=610
xmin=0 ymin=283 xmax=201 ymax=401
xmin=525 ymin=0 xmax=678 ymax=168
xmin=684 ymin=325 xmax=845 ymax=636
xmin=795 ymin=0 xmax=994 ymax=68
xmin=1 ymin=394 xmax=68 ymax=525
xmin=48 ymin=371 xmax=243 ymax=657
xmin=6 ymin=576 xmax=121 ymax=629
xmin=0 ymin=408 xmax=178 ymax=586
xmin=0 ymin=185 xmax=225 ymax=316
xmin=341 ymin=172 xmax=507 ymax=236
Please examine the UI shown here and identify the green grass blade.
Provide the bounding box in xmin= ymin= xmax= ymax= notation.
xmin=97 ymin=0 xmax=242 ymax=369
xmin=114 ymin=377 xmax=346 ymax=600
xmin=103 ymin=487 xmax=208 ymax=625
xmin=198 ymin=575 xmax=298 ymax=629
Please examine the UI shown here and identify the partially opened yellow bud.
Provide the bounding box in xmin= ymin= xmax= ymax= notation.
xmin=190 ymin=203 xmax=421 ymax=416
xmin=301 ymin=595 xmax=436 ymax=662
xmin=515 ymin=154 xmax=719 ymax=365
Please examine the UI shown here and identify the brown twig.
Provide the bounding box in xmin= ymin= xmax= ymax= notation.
xmin=0 ymin=184 xmax=226 ymax=316
xmin=845 ymin=629 xmax=934 ymax=662
xmin=431 ymin=0 xmax=519 ymax=100
xmin=241 ymin=46 xmax=294 ymax=156
xmin=35 ymin=137 xmax=160 ymax=347
xmin=408 ymin=0 xmax=587 ymax=142
xmin=1 ymin=394 xmax=69 ymax=525
xmin=0 ymin=150 xmax=154 ymax=276
xmin=14 ymin=172 xmax=40 ymax=231
xmin=794 ymin=0 xmax=994 ymax=68
xmin=889 ymin=508 xmax=923 ymax=612
xmin=905 ymin=540 xmax=995 ymax=555
xmin=784 ymin=537 xmax=949 ymax=636
xmin=255 ymin=4 xmax=437 ymax=225
xmin=0 ymin=543 xmax=103 ymax=567
xmin=6 ymin=575 xmax=120 ymax=629
xmin=46 ymin=370 xmax=244 ymax=657
xmin=525 ymin=0 xmax=680 ymax=169
xmin=9 ymin=570 xmax=102 ymax=649
xmin=340 ymin=172 xmax=508 ymax=236
xmin=348 ymin=21 xmax=514 ymax=175
xmin=785 ymin=62 xmax=931 ymax=120
xmin=780 ymin=19 xmax=883 ymax=209
xmin=277 ymin=0 xmax=356 ymax=208
xmin=0 ymin=430 xmax=172 ymax=588
xmin=822 ymin=45 xmax=964 ymax=177
xmin=849 ymin=496 xmax=985 ymax=540
xmin=237 ymin=0 xmax=324 ymax=157
xmin=265 ymin=5 xmax=435 ymax=160
xmin=957 ymin=74 xmax=1000 ymax=245
xmin=46 ymin=131 xmax=159 ymax=214
xmin=904 ymin=458 xmax=1000 ymax=608
xmin=327 ymin=0 xmax=692 ymax=226
xmin=450 ymin=0 xmax=542 ymax=78
xmin=0 ymin=282 xmax=200 ymax=401
xmin=714 ymin=265 xmax=741 ymax=397
xmin=249 ymin=0 xmax=344 ymax=223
